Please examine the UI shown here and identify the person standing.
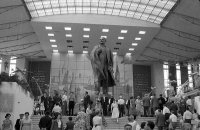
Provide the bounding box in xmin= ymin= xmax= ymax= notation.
xmin=65 ymin=117 xmax=75 ymax=130
xmin=155 ymin=109 xmax=165 ymax=130
xmin=52 ymin=103 xmax=62 ymax=114
xmin=135 ymin=96 xmax=143 ymax=116
xmin=62 ymin=91 xmax=68 ymax=116
xmin=169 ymin=111 xmax=178 ymax=130
xmin=92 ymin=110 xmax=103 ymax=130
xmin=111 ymin=99 xmax=119 ymax=123
xmin=2 ymin=113 xmax=12 ymax=130
xmin=100 ymin=94 xmax=109 ymax=116
xmin=20 ymin=112 xmax=32 ymax=130
xmin=68 ymin=92 xmax=75 ymax=116
xmin=50 ymin=113 xmax=64 ymax=130
xmin=74 ymin=107 xmax=90 ymax=130
xmin=126 ymin=97 xmax=131 ymax=116
xmin=151 ymin=94 xmax=159 ymax=116
xmin=39 ymin=111 xmax=52 ymax=130
xmin=142 ymin=94 xmax=150 ymax=117
xmin=15 ymin=114 xmax=24 ymax=130
xmin=41 ymin=93 xmax=49 ymax=112
xmin=118 ymin=96 xmax=125 ymax=118
xmin=158 ymin=94 xmax=166 ymax=110
xmin=108 ymin=95 xmax=114 ymax=116
xmin=170 ymin=101 xmax=178 ymax=116
xmin=84 ymin=91 xmax=91 ymax=112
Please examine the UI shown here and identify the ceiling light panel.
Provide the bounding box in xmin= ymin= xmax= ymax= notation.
xmin=48 ymin=33 xmax=54 ymax=36
xmin=68 ymin=50 xmax=73 ymax=54
xmin=113 ymin=52 xmax=117 ymax=55
xmin=126 ymin=53 xmax=131 ymax=56
xmin=83 ymin=51 xmax=88 ymax=54
xmin=83 ymin=28 xmax=90 ymax=31
xmin=118 ymin=36 xmax=124 ymax=40
xmin=25 ymin=0 xmax=177 ymax=24
xmin=65 ymin=27 xmax=71 ymax=30
xmin=66 ymin=34 xmax=72 ymax=37
xmin=51 ymin=45 xmax=57 ymax=47
xmin=121 ymin=30 xmax=128 ymax=33
xmin=135 ymin=37 xmax=141 ymax=40
xmin=53 ymin=50 xmax=58 ymax=53
xmin=50 ymin=39 xmax=56 ymax=42
xmin=129 ymin=48 xmax=134 ymax=51
xmin=100 ymin=36 xmax=107 ymax=39
xmin=139 ymin=31 xmax=146 ymax=34
xmin=102 ymin=29 xmax=109 ymax=32
xmin=83 ymin=35 xmax=89 ymax=38
xmin=45 ymin=26 xmax=52 ymax=30
xmin=132 ymin=43 xmax=138 ymax=46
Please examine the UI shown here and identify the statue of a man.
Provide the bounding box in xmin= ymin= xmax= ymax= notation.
xmin=90 ymin=37 xmax=115 ymax=95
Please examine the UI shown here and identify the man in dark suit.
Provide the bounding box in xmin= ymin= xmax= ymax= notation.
xmin=65 ymin=117 xmax=75 ymax=130
xmin=142 ymin=94 xmax=150 ymax=117
xmin=41 ymin=93 xmax=49 ymax=112
xmin=170 ymin=101 xmax=178 ymax=116
xmin=39 ymin=111 xmax=52 ymax=130
xmin=155 ymin=109 xmax=165 ymax=130
xmin=151 ymin=94 xmax=159 ymax=116
xmin=108 ymin=96 xmax=114 ymax=116
xmin=100 ymin=94 xmax=109 ymax=116
xmin=15 ymin=114 xmax=24 ymax=130
xmin=83 ymin=91 xmax=90 ymax=112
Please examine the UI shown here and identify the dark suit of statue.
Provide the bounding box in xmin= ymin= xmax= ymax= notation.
xmin=90 ymin=37 xmax=115 ymax=94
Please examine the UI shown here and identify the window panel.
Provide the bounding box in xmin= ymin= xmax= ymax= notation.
xmin=34 ymin=1 xmax=43 ymax=9
xmin=112 ymin=9 xmax=120 ymax=15
xmin=107 ymin=0 xmax=115 ymax=8
xmin=68 ymin=7 xmax=76 ymax=13
xmin=83 ymin=7 xmax=90 ymax=13
xmin=91 ymin=7 xmax=98 ymax=14
xmin=122 ymin=2 xmax=130 ymax=10
xmin=61 ymin=8 xmax=68 ymax=14
xmin=76 ymin=7 xmax=82 ymax=13
xmin=98 ymin=8 xmax=105 ymax=14
xmin=99 ymin=0 xmax=107 ymax=7
xmin=119 ymin=10 xmax=127 ymax=16
xmin=37 ymin=10 xmax=46 ymax=16
xmin=27 ymin=2 xmax=35 ymax=10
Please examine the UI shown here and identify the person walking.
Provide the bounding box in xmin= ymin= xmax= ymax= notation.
xmin=50 ymin=113 xmax=64 ymax=130
xmin=2 ymin=113 xmax=12 ymax=130
xmin=155 ymin=109 xmax=165 ymax=130
xmin=92 ymin=110 xmax=103 ymax=130
xmin=142 ymin=94 xmax=150 ymax=117
xmin=39 ymin=111 xmax=52 ymax=130
xmin=20 ymin=112 xmax=32 ymax=130
xmin=111 ymin=99 xmax=119 ymax=123
xmin=15 ymin=114 xmax=24 ymax=130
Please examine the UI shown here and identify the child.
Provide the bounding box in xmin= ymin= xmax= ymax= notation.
xmin=40 ymin=102 xmax=45 ymax=115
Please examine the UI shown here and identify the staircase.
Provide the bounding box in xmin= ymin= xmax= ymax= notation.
xmin=31 ymin=115 xmax=181 ymax=130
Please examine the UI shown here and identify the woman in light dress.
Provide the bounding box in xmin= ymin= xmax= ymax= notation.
xmin=135 ymin=96 xmax=143 ymax=116
xmin=20 ymin=112 xmax=32 ymax=130
xmin=111 ymin=99 xmax=119 ymax=123
xmin=2 ymin=113 xmax=12 ymax=130
xmin=92 ymin=110 xmax=103 ymax=130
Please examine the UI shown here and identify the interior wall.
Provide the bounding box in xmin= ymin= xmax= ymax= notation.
xmin=50 ymin=53 xmax=133 ymax=101
xmin=151 ymin=63 xmax=165 ymax=97
xmin=0 ymin=82 xmax=34 ymax=129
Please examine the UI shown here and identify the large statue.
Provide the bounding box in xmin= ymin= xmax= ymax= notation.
xmin=90 ymin=37 xmax=115 ymax=95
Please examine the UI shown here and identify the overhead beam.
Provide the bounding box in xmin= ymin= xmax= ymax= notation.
xmin=147 ymin=47 xmax=191 ymax=59
xmin=162 ymin=26 xmax=200 ymax=42
xmin=171 ymin=12 xmax=200 ymax=26
xmin=0 ymin=5 xmax=23 ymax=14
xmin=154 ymin=37 xmax=200 ymax=52
xmin=0 ymin=32 xmax=35 ymax=43
xmin=0 ymin=20 xmax=30 ymax=30
xmin=21 ymin=0 xmax=32 ymax=20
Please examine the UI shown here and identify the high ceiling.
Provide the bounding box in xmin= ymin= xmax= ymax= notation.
xmin=0 ymin=0 xmax=200 ymax=64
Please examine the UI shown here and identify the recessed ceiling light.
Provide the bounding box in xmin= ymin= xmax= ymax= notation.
xmin=64 ymin=27 xmax=71 ymax=30
xmin=132 ymin=43 xmax=138 ymax=46
xmin=50 ymin=39 xmax=56 ymax=42
xmin=126 ymin=53 xmax=131 ymax=56
xmin=83 ymin=35 xmax=89 ymax=38
xmin=45 ymin=26 xmax=52 ymax=30
xmin=100 ymin=36 xmax=107 ymax=39
xmin=83 ymin=28 xmax=90 ymax=31
xmin=113 ymin=52 xmax=117 ymax=55
xmin=66 ymin=34 xmax=72 ymax=37
xmin=53 ymin=49 xmax=58 ymax=53
xmin=83 ymin=51 xmax=88 ymax=54
xmin=102 ymin=29 xmax=109 ymax=32
xmin=68 ymin=50 xmax=73 ymax=54
xmin=135 ymin=37 xmax=141 ymax=40
xmin=118 ymin=36 xmax=124 ymax=40
xmin=48 ymin=33 xmax=54 ymax=37
xmin=139 ymin=31 xmax=146 ymax=34
xmin=129 ymin=48 xmax=134 ymax=51
xmin=51 ymin=45 xmax=57 ymax=47
xmin=121 ymin=30 xmax=128 ymax=33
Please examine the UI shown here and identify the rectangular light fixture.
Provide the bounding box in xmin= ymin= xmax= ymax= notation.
xmin=66 ymin=34 xmax=72 ymax=37
xmin=102 ymin=29 xmax=109 ymax=32
xmin=139 ymin=31 xmax=146 ymax=34
xmin=64 ymin=27 xmax=71 ymax=30
xmin=118 ymin=36 xmax=124 ymax=40
xmin=51 ymin=45 xmax=57 ymax=47
xmin=68 ymin=50 xmax=73 ymax=54
xmin=53 ymin=49 xmax=58 ymax=53
xmin=113 ymin=52 xmax=117 ymax=55
xmin=129 ymin=48 xmax=134 ymax=51
xmin=83 ymin=51 xmax=88 ymax=54
xmin=132 ymin=43 xmax=138 ymax=46
xmin=100 ymin=36 xmax=107 ymax=38
xmin=83 ymin=35 xmax=89 ymax=38
xmin=121 ymin=30 xmax=128 ymax=33
xmin=83 ymin=28 xmax=90 ymax=31
xmin=126 ymin=53 xmax=131 ymax=56
xmin=50 ymin=39 xmax=56 ymax=42
xmin=135 ymin=37 xmax=141 ymax=40
xmin=48 ymin=33 xmax=54 ymax=37
xmin=45 ymin=26 xmax=52 ymax=30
